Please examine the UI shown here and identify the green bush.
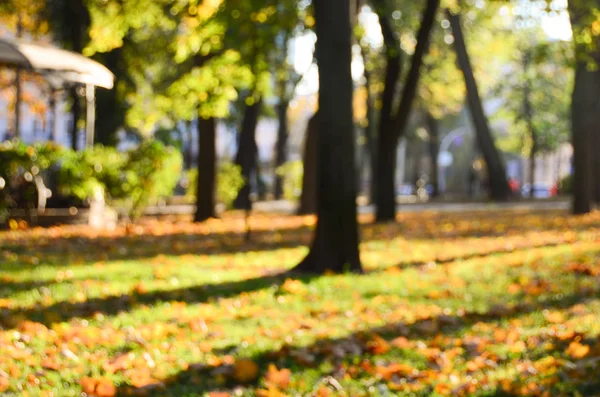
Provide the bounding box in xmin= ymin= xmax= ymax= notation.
xmin=186 ymin=161 xmax=244 ymax=210
xmin=0 ymin=140 xmax=64 ymax=216
xmin=276 ymin=160 xmax=303 ymax=201
xmin=0 ymin=140 xmax=183 ymax=221
xmin=117 ymin=141 xmax=183 ymax=219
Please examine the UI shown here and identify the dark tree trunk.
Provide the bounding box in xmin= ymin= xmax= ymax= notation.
xmin=70 ymin=87 xmax=81 ymax=150
xmin=66 ymin=0 xmax=86 ymax=150
xmin=292 ymin=0 xmax=362 ymax=274
xmin=569 ymin=1 xmax=600 ymax=214
xmin=447 ymin=10 xmax=511 ymax=201
xmin=375 ymin=0 xmax=440 ymax=222
xmin=570 ymin=64 xmax=598 ymax=214
xmin=233 ymin=98 xmax=261 ymax=210
xmin=595 ymin=133 xmax=600 ymax=204
xmin=426 ymin=112 xmax=440 ymax=198
xmin=372 ymin=0 xmax=402 ymax=220
xmin=185 ymin=119 xmax=194 ymax=170
xmin=274 ymin=99 xmax=289 ymax=200
xmin=94 ymin=48 xmax=124 ymax=146
xmin=298 ymin=113 xmax=318 ymax=215
xmin=194 ymin=117 xmax=216 ymax=222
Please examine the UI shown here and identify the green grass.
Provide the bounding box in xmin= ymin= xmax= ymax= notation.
xmin=1 ymin=210 xmax=600 ymax=396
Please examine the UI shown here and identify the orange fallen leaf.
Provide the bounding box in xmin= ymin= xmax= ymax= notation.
xmin=208 ymin=392 xmax=231 ymax=397
xmin=0 ymin=377 xmax=9 ymax=392
xmin=281 ymin=279 xmax=306 ymax=295
xmin=265 ymin=364 xmax=291 ymax=390
xmin=95 ymin=379 xmax=117 ymax=397
xmin=566 ymin=341 xmax=590 ymax=359
xmin=233 ymin=359 xmax=259 ymax=383
xmin=80 ymin=377 xmax=97 ymax=394
xmin=367 ymin=334 xmax=390 ymax=354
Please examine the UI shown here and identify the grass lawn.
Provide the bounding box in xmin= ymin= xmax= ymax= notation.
xmin=1 ymin=209 xmax=600 ymax=396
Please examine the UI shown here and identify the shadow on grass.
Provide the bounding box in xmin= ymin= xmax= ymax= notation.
xmin=1 ymin=238 xmax=593 ymax=329
xmin=115 ymin=286 xmax=600 ymax=396
xmin=0 ymin=271 xmax=318 ymax=329
xmin=0 ymin=279 xmax=55 ymax=298
xmin=1 ymin=209 xmax=598 ymax=267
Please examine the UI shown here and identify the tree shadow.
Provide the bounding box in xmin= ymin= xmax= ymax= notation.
xmin=2 ymin=209 xmax=597 ymax=268
xmin=0 ymin=279 xmax=56 ymax=298
xmin=0 ymin=270 xmax=317 ymax=329
xmin=113 ymin=285 xmax=600 ymax=396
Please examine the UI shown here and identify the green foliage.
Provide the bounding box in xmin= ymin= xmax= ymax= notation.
xmin=119 ymin=141 xmax=183 ymax=219
xmin=0 ymin=141 xmax=182 ymax=221
xmin=276 ymin=160 xmax=303 ymax=201
xmin=0 ymin=141 xmax=64 ymax=215
xmin=185 ymin=161 xmax=244 ymax=209
xmin=493 ymin=31 xmax=572 ymax=157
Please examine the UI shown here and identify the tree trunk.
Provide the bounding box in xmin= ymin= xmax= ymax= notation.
xmin=570 ymin=64 xmax=598 ymax=214
xmin=375 ymin=0 xmax=439 ymax=222
xmin=372 ymin=0 xmax=402 ymax=219
xmin=233 ymin=98 xmax=261 ymax=210
xmin=298 ymin=113 xmax=318 ymax=215
xmin=595 ymin=132 xmax=600 ymax=204
xmin=447 ymin=9 xmax=511 ymax=201
xmin=185 ymin=119 xmax=194 ymax=170
xmin=94 ymin=48 xmax=123 ymax=146
xmin=70 ymin=87 xmax=81 ymax=150
xmin=568 ymin=1 xmax=600 ymax=214
xmin=194 ymin=117 xmax=216 ymax=222
xmin=292 ymin=0 xmax=362 ymax=274
xmin=274 ymin=99 xmax=289 ymax=200
xmin=522 ymin=52 xmax=537 ymax=199
xmin=426 ymin=112 xmax=440 ymax=198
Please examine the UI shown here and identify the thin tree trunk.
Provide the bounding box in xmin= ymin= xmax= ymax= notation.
xmin=274 ymin=99 xmax=289 ymax=200
xmin=292 ymin=0 xmax=362 ymax=274
xmin=194 ymin=117 xmax=216 ymax=222
xmin=372 ymin=0 xmax=402 ymax=220
xmin=426 ymin=112 xmax=440 ymax=198
xmin=447 ymin=9 xmax=511 ymax=201
xmin=13 ymin=16 xmax=22 ymax=139
xmin=185 ymin=119 xmax=194 ymax=170
xmin=298 ymin=113 xmax=318 ymax=215
xmin=67 ymin=0 xmax=86 ymax=150
xmin=233 ymin=98 xmax=261 ymax=210
xmin=70 ymin=87 xmax=81 ymax=150
xmin=49 ymin=90 xmax=58 ymax=142
xmin=375 ymin=0 xmax=440 ymax=222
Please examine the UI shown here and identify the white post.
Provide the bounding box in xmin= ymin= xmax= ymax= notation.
xmin=85 ymin=83 xmax=95 ymax=147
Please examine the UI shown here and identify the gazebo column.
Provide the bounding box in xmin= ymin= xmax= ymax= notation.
xmin=85 ymin=83 xmax=95 ymax=147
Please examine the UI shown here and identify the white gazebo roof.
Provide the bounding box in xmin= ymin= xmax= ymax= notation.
xmin=0 ymin=38 xmax=114 ymax=89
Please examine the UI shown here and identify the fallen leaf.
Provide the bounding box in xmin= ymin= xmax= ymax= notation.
xmin=566 ymin=341 xmax=590 ymax=359
xmin=233 ymin=359 xmax=259 ymax=383
xmin=265 ymin=364 xmax=291 ymax=390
